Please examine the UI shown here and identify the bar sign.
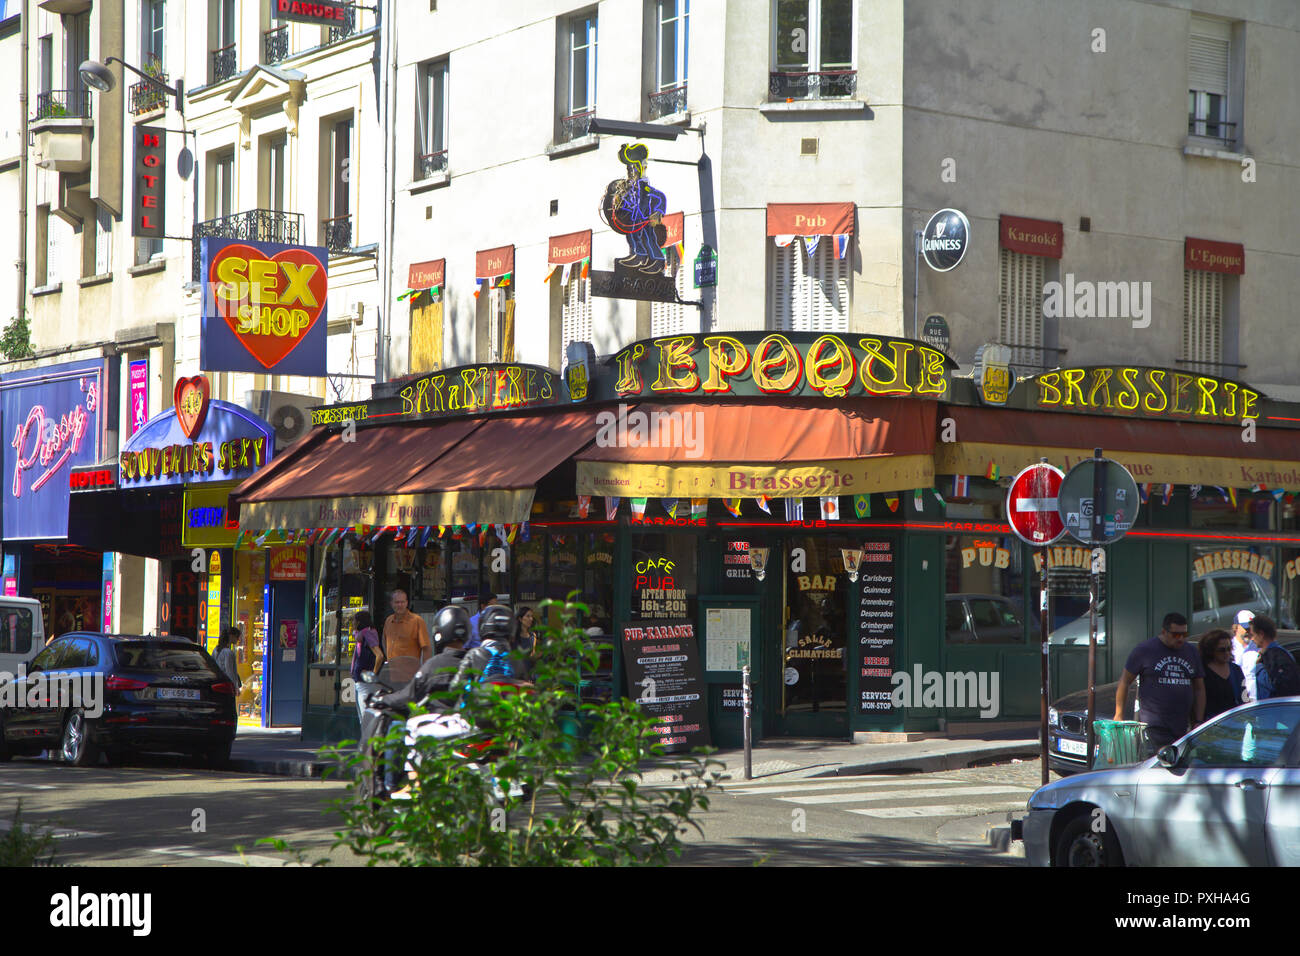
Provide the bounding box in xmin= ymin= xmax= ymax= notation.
xmin=133 ymin=125 xmax=166 ymax=239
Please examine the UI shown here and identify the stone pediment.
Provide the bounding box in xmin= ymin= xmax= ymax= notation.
xmin=226 ymin=66 xmax=307 ymax=142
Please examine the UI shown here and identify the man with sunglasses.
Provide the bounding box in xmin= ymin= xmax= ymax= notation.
xmin=1114 ymin=612 xmax=1205 ymax=750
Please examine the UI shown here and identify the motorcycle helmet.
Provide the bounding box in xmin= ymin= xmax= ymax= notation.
xmin=478 ymin=603 xmax=516 ymax=645
xmin=431 ymin=605 xmax=471 ymax=652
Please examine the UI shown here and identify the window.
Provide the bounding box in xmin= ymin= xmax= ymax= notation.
xmin=559 ymin=11 xmax=597 ymax=142
xmin=769 ymin=238 xmax=849 ymax=331
xmin=1191 ymin=545 xmax=1286 ymax=630
xmin=322 ymin=116 xmax=353 ymax=255
xmin=1182 ymin=704 xmax=1300 ymax=768
xmin=260 ymin=132 xmax=287 ymax=210
xmin=94 ymin=207 xmax=113 ymax=275
xmin=0 ymin=607 xmax=34 ymax=656
xmin=415 ymin=59 xmax=448 ymax=179
xmin=208 ymin=149 xmax=235 ymax=219
xmin=1183 ymin=268 xmax=1222 ymax=372
xmin=409 ymin=290 xmax=443 ymax=373
xmin=945 ymin=535 xmax=1026 ymax=645
xmin=649 ymin=0 xmax=689 ymax=119
xmin=488 ymin=285 xmax=515 ymax=363
xmin=142 ymin=0 xmax=166 ymax=70
xmin=561 ymin=276 xmax=592 ymax=355
xmin=38 ymin=35 xmax=52 ymax=97
xmin=65 ymin=13 xmax=90 ymax=111
xmin=212 ymin=0 xmax=237 ymax=83
xmin=770 ymin=0 xmax=854 ymax=99
xmin=35 ymin=205 xmax=50 ymax=286
xmin=1188 ymin=16 xmax=1235 ymax=147
xmin=999 ymin=249 xmax=1045 ymax=375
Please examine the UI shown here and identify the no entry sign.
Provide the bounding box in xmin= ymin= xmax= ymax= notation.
xmin=1006 ymin=463 xmax=1066 ymax=545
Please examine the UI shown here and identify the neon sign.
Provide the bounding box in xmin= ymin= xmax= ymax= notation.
xmin=10 ymin=377 xmax=97 ymax=499
xmin=1025 ymin=367 xmax=1260 ymax=423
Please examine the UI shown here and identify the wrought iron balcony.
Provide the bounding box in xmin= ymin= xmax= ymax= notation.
xmin=768 ymin=70 xmax=857 ymax=101
xmin=559 ymin=109 xmax=594 ymax=144
xmin=263 ymin=25 xmax=289 ymax=64
xmin=327 ymin=4 xmax=358 ymax=44
xmin=321 ymin=215 xmax=353 ymax=256
xmin=192 ymin=209 xmax=304 ymax=281
xmin=211 ymin=43 xmax=237 ymax=84
xmin=128 ymin=75 xmax=169 ymax=115
xmin=1187 ymin=115 xmax=1237 ymax=149
xmin=416 ymin=149 xmax=448 ymax=179
xmin=647 ymin=85 xmax=688 ymax=120
xmin=33 ymin=89 xmax=92 ymax=121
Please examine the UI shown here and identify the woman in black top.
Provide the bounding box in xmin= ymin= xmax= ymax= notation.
xmin=1199 ymin=629 xmax=1244 ymax=722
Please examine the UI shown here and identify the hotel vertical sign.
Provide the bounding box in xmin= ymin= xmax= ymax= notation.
xmin=133 ymin=126 xmax=166 ymax=240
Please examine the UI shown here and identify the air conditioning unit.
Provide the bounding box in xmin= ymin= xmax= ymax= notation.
xmin=247 ymin=390 xmax=317 ymax=450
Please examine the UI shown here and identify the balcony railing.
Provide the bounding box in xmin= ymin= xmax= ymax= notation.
xmin=417 ymin=149 xmax=448 ymax=179
xmin=34 ymin=90 xmax=92 ymax=120
xmin=192 ymin=208 xmax=304 ymax=281
xmin=1187 ymin=115 xmax=1238 ymax=149
xmin=769 ymin=70 xmax=857 ymax=101
xmin=647 ymin=84 xmax=688 ymax=119
xmin=211 ymin=43 xmax=237 ymax=84
xmin=321 ymin=215 xmax=353 ymax=256
xmin=263 ymin=25 xmax=289 ymax=64
xmin=559 ymin=109 xmax=594 ymax=144
xmin=128 ymin=75 xmax=169 ymax=115
xmin=327 ymin=4 xmax=358 ymax=44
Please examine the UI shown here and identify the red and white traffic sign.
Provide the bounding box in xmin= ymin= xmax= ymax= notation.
xmin=1006 ymin=463 xmax=1066 ymax=545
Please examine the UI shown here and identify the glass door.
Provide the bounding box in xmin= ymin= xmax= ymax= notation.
xmin=775 ymin=534 xmax=851 ymax=737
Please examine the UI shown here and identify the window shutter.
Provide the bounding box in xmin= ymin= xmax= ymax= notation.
xmin=998 ymin=249 xmax=1045 ymax=372
xmin=1182 ymin=269 xmax=1223 ymax=368
xmin=95 ymin=207 xmax=112 ymax=276
xmin=772 ymin=240 xmax=849 ymax=332
xmin=1189 ymin=18 xmax=1230 ymax=95
xmin=651 ymin=265 xmax=691 ymax=336
xmin=562 ymin=276 xmax=593 ymax=351
xmin=771 ymin=241 xmax=795 ymax=331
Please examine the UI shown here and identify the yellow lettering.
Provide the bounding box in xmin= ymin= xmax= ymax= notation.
xmin=1037 ymin=372 xmax=1062 ymax=407
xmin=1086 ymin=367 xmax=1114 ymax=408
xmin=1171 ymin=373 xmax=1195 ymax=414
xmin=280 ymin=262 xmax=318 ymax=307
xmin=214 ymin=256 xmax=249 ymax=302
xmin=752 ymin=334 xmax=802 ymax=392
xmin=1116 ymin=367 xmax=1140 ymax=410
xmin=859 ymin=339 xmax=913 ymax=395
xmin=916 ymin=347 xmax=948 ymax=396
xmin=1241 ymin=388 xmax=1259 ymax=421
xmin=1061 ymin=369 xmax=1086 ymax=407
xmin=806 ymin=335 xmax=855 ymax=397
xmin=248 ymin=258 xmax=279 ymax=305
xmin=1143 ymin=369 xmax=1168 ymax=413
xmin=651 ymin=336 xmax=701 ymax=392
xmin=614 ymin=343 xmax=646 ymax=394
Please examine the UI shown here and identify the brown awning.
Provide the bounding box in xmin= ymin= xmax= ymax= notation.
xmin=935 ymin=405 xmax=1300 ymax=487
xmin=576 ymin=399 xmax=935 ymax=498
xmin=766 ymin=202 xmax=854 ymax=237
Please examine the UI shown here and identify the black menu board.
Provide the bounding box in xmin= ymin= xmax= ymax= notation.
xmin=857 ymin=539 xmax=897 ymax=714
xmin=622 ymin=619 xmax=711 ymax=753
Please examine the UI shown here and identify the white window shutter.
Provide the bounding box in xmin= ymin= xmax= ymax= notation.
xmin=772 ymin=241 xmax=795 ymax=331
xmin=1189 ymin=18 xmax=1230 ymax=95
xmin=998 ymin=249 xmax=1045 ymax=371
xmin=562 ymin=276 xmax=593 ymax=350
xmin=772 ymin=240 xmax=848 ymax=332
xmin=651 ymin=266 xmax=690 ymax=336
xmin=1182 ymin=269 xmax=1223 ymax=367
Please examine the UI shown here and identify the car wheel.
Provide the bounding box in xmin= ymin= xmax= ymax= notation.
xmin=1054 ymin=810 xmax=1125 ymax=867
xmin=60 ymin=709 xmax=100 ymax=767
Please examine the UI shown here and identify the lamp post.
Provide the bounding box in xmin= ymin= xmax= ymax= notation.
xmin=79 ymin=58 xmax=185 ymax=116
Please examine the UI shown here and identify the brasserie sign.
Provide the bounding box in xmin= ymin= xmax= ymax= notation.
xmin=1015 ymin=366 xmax=1261 ymax=424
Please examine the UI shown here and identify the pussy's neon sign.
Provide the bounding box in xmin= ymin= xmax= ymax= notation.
xmin=10 ymin=378 xmax=97 ymax=498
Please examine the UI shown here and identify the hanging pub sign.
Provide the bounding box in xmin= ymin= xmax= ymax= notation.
xmin=273 ymin=0 xmax=349 ymax=26
xmin=592 ymin=144 xmax=682 ymax=303
xmin=200 ymin=237 xmax=329 ymax=376
xmin=972 ymin=343 xmax=1014 ymax=406
xmin=564 ymin=341 xmax=595 ymax=404
xmin=118 ymin=376 xmax=276 ymax=488
xmin=920 ymin=208 xmax=971 ymax=272
xmin=132 ymin=125 xmax=166 ymax=240
xmin=1010 ymin=365 xmax=1261 ymax=425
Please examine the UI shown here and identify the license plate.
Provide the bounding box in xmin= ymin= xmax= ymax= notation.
xmin=1057 ymin=737 xmax=1088 ymax=756
xmin=155 ymin=688 xmax=200 ymax=701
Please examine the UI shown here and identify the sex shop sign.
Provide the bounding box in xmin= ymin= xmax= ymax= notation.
xmin=200 ymin=237 xmax=329 ymax=377
xmin=1 ymin=359 xmax=105 ymax=541
xmin=117 ymin=376 xmax=276 ymax=489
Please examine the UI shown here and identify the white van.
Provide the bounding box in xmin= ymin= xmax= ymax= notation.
xmin=0 ymin=598 xmax=44 ymax=676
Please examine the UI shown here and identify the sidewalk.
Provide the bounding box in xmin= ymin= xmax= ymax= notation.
xmin=229 ymin=724 xmax=1042 ymax=782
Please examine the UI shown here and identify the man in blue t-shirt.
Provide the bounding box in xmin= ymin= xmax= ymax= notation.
xmin=1114 ymin=612 xmax=1205 ymax=749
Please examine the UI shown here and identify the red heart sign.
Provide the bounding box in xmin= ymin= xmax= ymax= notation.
xmin=209 ymin=244 xmax=328 ymax=370
xmin=174 ymin=375 xmax=211 ymax=440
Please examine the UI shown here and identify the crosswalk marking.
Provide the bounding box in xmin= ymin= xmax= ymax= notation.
xmin=0 ymin=781 xmax=57 ymax=790
xmin=150 ymin=846 xmax=298 ymax=867
xmin=726 ymin=777 xmax=967 ymax=796
xmin=776 ymin=784 xmax=1029 ymax=806
xmin=848 ymin=802 xmax=1027 ymax=819
xmin=0 ymin=820 xmax=103 ymax=839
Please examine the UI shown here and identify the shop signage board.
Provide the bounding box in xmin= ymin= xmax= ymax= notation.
xmin=273 ymin=0 xmax=349 ymax=26
xmin=592 ymin=144 xmax=679 ymax=302
xmin=132 ymin=126 xmax=165 ymax=239
xmin=128 ymin=359 xmax=149 ymax=436
xmin=999 ymin=215 xmax=1064 ymax=259
xmin=693 ymin=245 xmax=717 ymax=288
xmin=920 ymin=208 xmax=971 ymax=272
xmin=857 ymin=539 xmax=898 ymax=715
xmin=269 ymin=547 xmax=307 ymax=581
xmin=1185 ymin=237 xmax=1244 ymax=275
xmin=621 ymin=619 xmax=711 ymax=753
xmin=119 ymin=387 xmax=275 ymax=489
xmin=1006 ymin=463 xmax=1066 ymax=546
xmin=200 ymin=237 xmax=329 ymax=376
xmin=182 ymin=483 xmax=242 ymax=548
xmin=1 ymin=359 xmax=104 ymax=541
xmin=69 ymin=464 xmax=118 ymax=493
xmin=407 ymin=258 xmax=445 ymax=291
xmin=1058 ymin=456 xmax=1140 ymax=544
xmin=921 ymin=314 xmax=950 ymax=354
xmin=1012 ymin=366 xmax=1261 ymax=425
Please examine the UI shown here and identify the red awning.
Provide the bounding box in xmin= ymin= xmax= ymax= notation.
xmin=475 ymin=245 xmax=514 ymax=280
xmin=766 ymin=202 xmax=854 ymax=237
xmin=548 ymin=231 xmax=591 ymax=265
xmin=408 ymin=258 xmax=445 ymax=290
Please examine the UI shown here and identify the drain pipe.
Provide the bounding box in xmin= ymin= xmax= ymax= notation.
xmin=16 ymin=0 xmax=29 ymax=328
xmin=376 ymin=0 xmax=397 ymax=384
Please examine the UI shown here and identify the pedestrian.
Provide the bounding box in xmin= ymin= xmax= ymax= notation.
xmin=1113 ymin=612 xmax=1205 ymax=750
xmin=214 ymin=627 xmax=243 ymax=694
xmin=382 ymin=589 xmax=431 ymax=677
xmin=514 ymin=606 xmax=538 ymax=678
xmin=1198 ymin=629 xmax=1243 ymax=721
xmin=464 ymin=591 xmax=498 ymax=649
xmin=348 ymin=610 xmax=383 ymax=718
xmin=1230 ymin=609 xmax=1259 ymax=702
xmin=1249 ymin=615 xmax=1300 ymax=700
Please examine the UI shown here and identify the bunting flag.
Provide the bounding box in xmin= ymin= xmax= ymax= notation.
xmin=691 ymin=498 xmax=708 ymax=520
xmin=724 ymin=498 xmax=742 ymax=517
xmin=407 ymin=526 xmax=420 ymax=547
xmin=420 ymin=526 xmax=435 ymax=547
xmin=985 ymin=461 xmax=1001 ymax=481
xmin=952 ymin=474 xmax=969 ymax=498
xmin=284 ymin=529 xmax=297 ymax=544
xmin=577 ymin=495 xmax=591 ymax=518
xmin=1251 ymin=483 xmax=1267 ymax=493
xmin=1228 ymin=487 xmax=1238 ymax=509
xmin=631 ymin=497 xmax=648 ymax=520
xmin=885 ymin=495 xmax=900 ymax=513
xmin=235 ymin=532 xmax=246 ymax=550
xmin=474 ymin=277 xmax=486 ymax=299
xmin=913 ymin=488 xmax=924 ymax=512
xmin=254 ymin=530 xmax=271 ymax=547
xmin=561 ymin=262 xmax=573 ymax=286
xmin=478 ymin=527 xmax=489 ymax=547
xmin=543 ymin=263 xmax=559 ymax=283
xmin=1189 ymin=484 xmax=1203 ymax=501
xmin=854 ymin=494 xmax=871 ymax=518
xmin=820 ymin=496 xmax=840 ymax=520
xmin=802 ymin=235 xmax=821 ymax=257
xmin=835 ymin=234 xmax=850 ymax=259
xmin=580 ymin=256 xmax=591 ymax=279
xmin=353 ymin=524 xmax=366 ymax=538
xmin=662 ymin=498 xmax=679 ymax=518
xmin=505 ymin=524 xmax=518 ymax=545
xmin=496 ymin=271 xmax=512 ymax=288
xmin=520 ymin=521 xmax=531 ymax=542
xmin=1138 ymin=483 xmax=1150 ymax=505
xmin=368 ymin=525 xmax=390 ymax=545
xmin=785 ymin=498 xmax=804 ymax=521
xmin=756 ymin=495 xmax=771 ymax=515
xmin=773 ymin=234 xmax=796 ymax=248
xmin=1271 ymin=488 xmax=1286 ymax=503
xmin=605 ymin=496 xmax=620 ymax=521
xmin=933 ymin=488 xmax=946 ymax=508
xmin=493 ymin=523 xmax=507 ymax=544
xmin=1161 ymin=484 xmax=1173 ymax=506
xmin=466 ymin=522 xmax=479 ymax=534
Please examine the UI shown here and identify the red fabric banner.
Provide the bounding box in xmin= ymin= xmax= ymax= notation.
xmin=766 ymin=202 xmax=854 ymax=237
xmin=999 ymin=215 xmax=1063 ymax=259
xmin=475 ymin=245 xmax=514 ymax=279
xmin=408 ymin=258 xmax=445 ymax=290
xmin=1185 ymin=237 xmax=1245 ymax=274
xmin=548 ymin=231 xmax=592 ymax=265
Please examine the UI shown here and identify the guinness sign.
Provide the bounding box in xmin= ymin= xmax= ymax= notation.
xmin=921 ymin=208 xmax=971 ymax=272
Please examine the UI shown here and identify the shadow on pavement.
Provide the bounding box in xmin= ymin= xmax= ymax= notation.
xmin=678 ymin=834 xmax=1024 ymax=867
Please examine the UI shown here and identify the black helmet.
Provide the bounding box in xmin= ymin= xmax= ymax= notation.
xmin=478 ymin=603 xmax=515 ymax=644
xmin=432 ymin=605 xmax=470 ymax=652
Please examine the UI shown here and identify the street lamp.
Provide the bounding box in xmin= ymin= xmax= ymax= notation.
xmin=588 ymin=116 xmax=687 ymax=141
xmin=80 ymin=58 xmax=185 ymax=116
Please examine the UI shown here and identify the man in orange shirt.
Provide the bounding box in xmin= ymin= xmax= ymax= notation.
xmin=383 ymin=588 xmax=431 ymax=666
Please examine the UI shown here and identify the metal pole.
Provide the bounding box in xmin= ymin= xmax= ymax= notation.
xmin=1036 ymin=456 xmax=1052 ymax=787
xmin=1086 ymin=447 xmax=1104 ymax=767
xmin=742 ymin=664 xmax=753 ymax=781
xmin=912 ymin=230 xmax=922 ymax=340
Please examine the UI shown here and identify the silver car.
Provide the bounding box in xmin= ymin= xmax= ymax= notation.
xmin=1021 ymin=697 xmax=1300 ymax=866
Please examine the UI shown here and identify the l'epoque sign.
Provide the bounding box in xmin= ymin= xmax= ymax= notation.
xmin=1015 ymin=366 xmax=1260 ymax=424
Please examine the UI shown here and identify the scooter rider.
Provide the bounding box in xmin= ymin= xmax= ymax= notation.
xmin=454 ymin=603 xmax=523 ymax=685
xmin=376 ymin=604 xmax=472 ymax=718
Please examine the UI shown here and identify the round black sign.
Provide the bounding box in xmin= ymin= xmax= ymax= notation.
xmin=921 ymin=208 xmax=970 ymax=272
xmin=922 ymin=314 xmax=950 ymax=353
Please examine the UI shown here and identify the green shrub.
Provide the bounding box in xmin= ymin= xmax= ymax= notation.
xmin=0 ymin=801 xmax=58 ymax=867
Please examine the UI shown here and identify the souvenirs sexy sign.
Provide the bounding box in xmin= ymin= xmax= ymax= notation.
xmin=201 ymin=237 xmax=328 ymax=376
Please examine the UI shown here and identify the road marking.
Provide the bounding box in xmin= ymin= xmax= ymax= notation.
xmin=726 ymin=777 xmax=965 ymax=796
xmin=149 ymin=846 xmax=300 ymax=867
xmin=0 ymin=821 xmax=104 ymax=839
xmin=0 ymin=781 xmax=57 ymax=790
xmin=776 ymin=785 xmax=1030 ymax=805
xmin=848 ymin=802 xmax=1028 ymax=819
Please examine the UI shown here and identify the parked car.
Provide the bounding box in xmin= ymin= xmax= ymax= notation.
xmin=945 ymin=594 xmax=1024 ymax=644
xmin=0 ymin=633 xmax=237 ymax=767
xmin=1046 ymin=635 xmax=1300 ymax=776
xmin=1021 ymin=696 xmax=1300 ymax=866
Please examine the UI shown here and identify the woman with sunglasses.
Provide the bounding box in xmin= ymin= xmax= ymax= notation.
xmin=1199 ymin=628 xmax=1245 ymax=722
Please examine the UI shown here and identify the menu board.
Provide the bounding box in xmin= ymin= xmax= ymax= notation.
xmin=622 ymin=619 xmax=711 ymax=753
xmin=858 ymin=539 xmax=898 ymax=714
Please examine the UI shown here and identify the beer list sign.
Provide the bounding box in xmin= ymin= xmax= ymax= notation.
xmin=622 ymin=620 xmax=710 ymax=753
xmin=858 ymin=539 xmax=898 ymax=714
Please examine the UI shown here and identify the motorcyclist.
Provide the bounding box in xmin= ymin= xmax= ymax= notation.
xmin=376 ymin=604 xmax=472 ymax=718
xmin=453 ymin=603 xmax=524 ymax=686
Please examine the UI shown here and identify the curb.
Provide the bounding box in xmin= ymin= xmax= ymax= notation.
xmin=988 ymin=824 xmax=1025 ymax=857
xmin=228 ymin=757 xmax=329 ymax=778
xmin=817 ymin=742 xmax=1041 ymax=777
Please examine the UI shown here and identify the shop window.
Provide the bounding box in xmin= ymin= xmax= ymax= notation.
xmin=235 ymin=550 xmax=268 ymax=719
xmin=1280 ymin=548 xmax=1300 ymax=629
xmin=1190 ymin=487 xmax=1275 ymax=530
xmin=1191 ymin=545 xmax=1288 ymax=631
xmin=583 ymin=531 xmax=617 ymax=635
xmin=546 ymin=533 xmax=581 ymax=602
xmin=783 ymin=535 xmax=853 ymax=715
xmin=945 ymin=535 xmax=1026 ymax=644
xmin=630 ymin=532 xmax=697 ymax=621
xmin=419 ymin=538 xmax=449 ymax=603
xmin=769 ymin=238 xmax=848 ymax=332
xmin=483 ymin=527 xmax=510 ymax=600
xmin=450 ymin=535 xmax=481 ymax=603
xmin=515 ymin=536 xmax=545 ymax=605
xmin=1033 ymin=542 xmax=1105 ymax=646
xmin=0 ymin=607 xmax=34 ymax=656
